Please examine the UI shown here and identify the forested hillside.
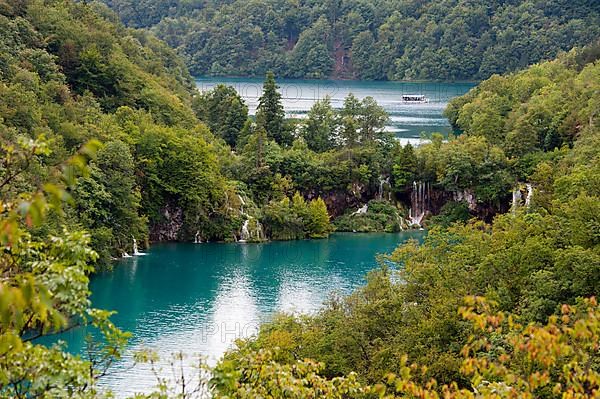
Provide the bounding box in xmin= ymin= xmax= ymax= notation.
xmin=102 ymin=0 xmax=600 ymax=80
xmin=0 ymin=0 xmax=247 ymax=265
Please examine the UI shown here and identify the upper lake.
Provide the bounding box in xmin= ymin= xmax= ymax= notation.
xmin=196 ymin=78 xmax=476 ymax=145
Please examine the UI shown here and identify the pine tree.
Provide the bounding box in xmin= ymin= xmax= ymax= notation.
xmin=256 ymin=71 xmax=288 ymax=145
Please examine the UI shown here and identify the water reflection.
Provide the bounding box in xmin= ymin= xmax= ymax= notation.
xmin=207 ymin=270 xmax=260 ymax=362
xmin=40 ymin=232 xmax=426 ymax=396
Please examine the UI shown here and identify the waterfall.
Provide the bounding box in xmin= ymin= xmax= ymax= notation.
xmin=132 ymin=237 xmax=146 ymax=256
xmin=132 ymin=237 xmax=139 ymax=255
xmin=240 ymin=220 xmax=250 ymax=242
xmin=238 ymin=194 xmax=246 ymax=214
xmin=239 ymin=217 xmax=264 ymax=242
xmin=409 ymin=181 xmax=429 ymax=227
xmin=352 ymin=204 xmax=368 ymax=216
xmin=194 ymin=231 xmax=202 ymax=244
xmin=511 ymin=187 xmax=522 ymax=214
xmin=512 ymin=183 xmax=533 ymax=213
xmin=378 ymin=176 xmax=390 ymax=200
xmin=525 ymin=184 xmax=533 ymax=208
xmin=397 ymin=215 xmax=405 ymax=231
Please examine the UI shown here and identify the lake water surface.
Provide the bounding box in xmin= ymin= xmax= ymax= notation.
xmin=196 ymin=78 xmax=475 ymax=145
xmin=49 ymin=232 xmax=425 ymax=396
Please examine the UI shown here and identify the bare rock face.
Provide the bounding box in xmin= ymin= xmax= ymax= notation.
xmin=150 ymin=205 xmax=183 ymax=242
xmin=454 ymin=189 xmax=477 ymax=211
xmin=321 ymin=191 xmax=363 ymax=218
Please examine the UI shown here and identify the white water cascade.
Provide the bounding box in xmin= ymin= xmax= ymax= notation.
xmin=511 ymin=187 xmax=522 ymax=214
xmin=525 ymin=184 xmax=533 ymax=207
xmin=132 ymin=237 xmax=146 ymax=256
xmin=352 ymin=204 xmax=368 ymax=216
xmin=239 ymin=218 xmax=264 ymax=242
xmin=240 ymin=220 xmax=250 ymax=241
xmin=512 ymin=183 xmax=533 ymax=213
xmin=409 ymin=181 xmax=429 ymax=227
xmin=378 ymin=176 xmax=390 ymax=200
xmin=194 ymin=231 xmax=202 ymax=244
xmin=238 ymin=194 xmax=246 ymax=214
xmin=132 ymin=237 xmax=139 ymax=255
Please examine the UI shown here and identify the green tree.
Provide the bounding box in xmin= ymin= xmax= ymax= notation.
xmin=392 ymin=143 xmax=417 ymax=191
xmin=351 ymin=31 xmax=377 ymax=79
xmin=192 ymin=84 xmax=249 ymax=148
xmin=359 ymin=96 xmax=389 ymax=142
xmin=0 ymin=137 xmax=130 ymax=398
xmin=340 ymin=94 xmax=362 ymax=146
xmin=288 ymin=16 xmax=333 ymax=78
xmin=301 ymin=96 xmax=338 ymax=152
xmin=306 ymin=197 xmax=331 ymax=238
xmin=75 ymin=140 xmax=147 ymax=259
xmin=256 ymin=71 xmax=289 ymax=145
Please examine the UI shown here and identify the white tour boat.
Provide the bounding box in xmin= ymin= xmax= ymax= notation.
xmin=401 ymin=94 xmax=429 ymax=103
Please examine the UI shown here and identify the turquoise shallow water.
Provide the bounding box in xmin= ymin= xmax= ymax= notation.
xmin=43 ymin=232 xmax=425 ymax=395
xmin=195 ymin=78 xmax=475 ymax=145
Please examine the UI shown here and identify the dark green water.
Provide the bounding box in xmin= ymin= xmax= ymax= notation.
xmin=47 ymin=232 xmax=425 ymax=395
xmin=195 ymin=78 xmax=475 ymax=145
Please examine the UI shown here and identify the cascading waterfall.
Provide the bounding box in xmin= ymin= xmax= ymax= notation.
xmin=512 ymin=183 xmax=534 ymax=213
xmin=511 ymin=187 xmax=522 ymax=214
xmin=409 ymin=181 xmax=429 ymax=227
xmin=238 ymin=194 xmax=246 ymax=214
xmin=397 ymin=215 xmax=405 ymax=231
xmin=378 ymin=176 xmax=390 ymax=200
xmin=525 ymin=184 xmax=533 ymax=207
xmin=240 ymin=220 xmax=250 ymax=241
xmin=132 ymin=237 xmax=146 ymax=256
xmin=239 ymin=217 xmax=264 ymax=242
xmin=352 ymin=204 xmax=368 ymax=216
xmin=194 ymin=231 xmax=202 ymax=244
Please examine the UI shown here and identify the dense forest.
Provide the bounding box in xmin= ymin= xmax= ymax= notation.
xmin=101 ymin=0 xmax=600 ymax=80
xmin=1 ymin=0 xmax=599 ymax=397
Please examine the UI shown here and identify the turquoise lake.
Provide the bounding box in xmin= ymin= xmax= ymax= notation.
xmin=196 ymin=78 xmax=475 ymax=145
xmin=48 ymin=232 xmax=425 ymax=395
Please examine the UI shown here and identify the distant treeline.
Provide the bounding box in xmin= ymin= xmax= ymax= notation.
xmin=101 ymin=0 xmax=600 ymax=80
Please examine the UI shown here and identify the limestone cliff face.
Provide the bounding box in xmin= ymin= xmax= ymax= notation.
xmin=150 ymin=205 xmax=184 ymax=242
xmin=321 ymin=190 xmax=364 ymax=218
xmin=148 ymin=185 xmax=511 ymax=241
